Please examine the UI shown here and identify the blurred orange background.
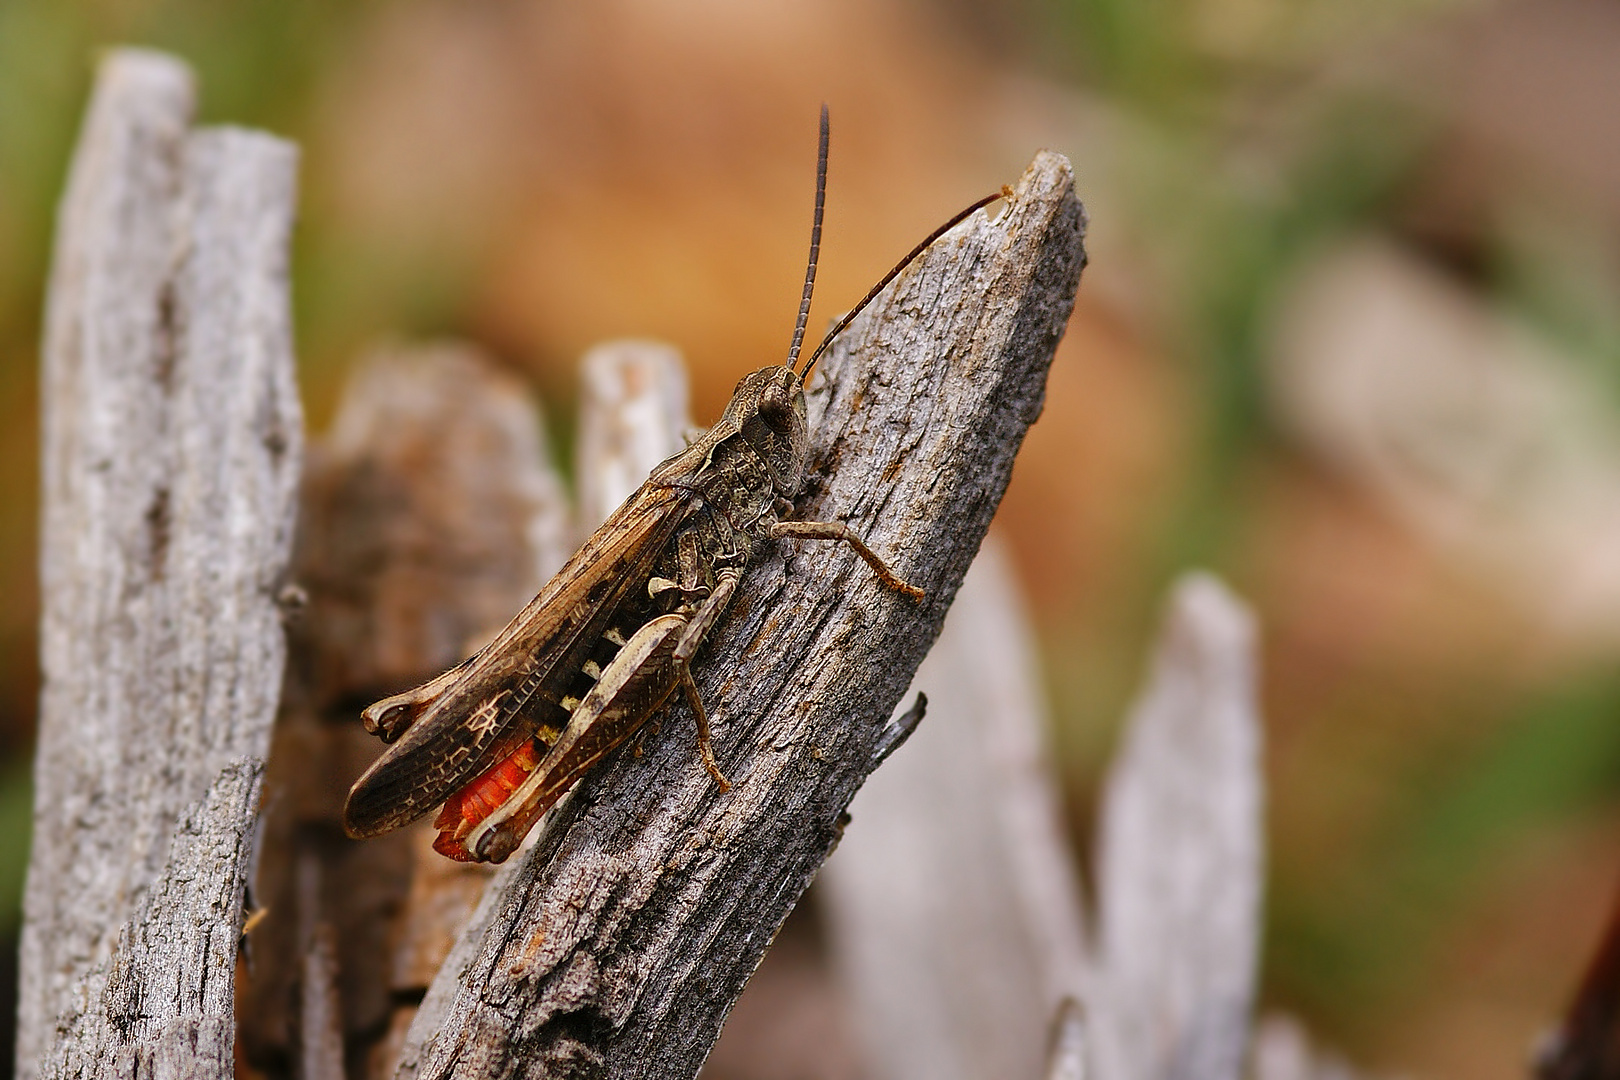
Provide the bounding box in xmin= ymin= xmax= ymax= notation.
xmin=5 ymin=2 xmax=1620 ymax=1077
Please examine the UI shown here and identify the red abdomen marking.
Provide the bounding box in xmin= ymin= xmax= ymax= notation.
xmin=432 ymin=739 xmax=542 ymax=861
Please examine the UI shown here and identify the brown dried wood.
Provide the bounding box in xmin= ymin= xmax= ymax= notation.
xmin=390 ymin=149 xmax=1087 ymax=1080
xmin=240 ymin=344 xmax=571 ymax=1079
xmin=18 ymin=48 xmax=301 ymax=1080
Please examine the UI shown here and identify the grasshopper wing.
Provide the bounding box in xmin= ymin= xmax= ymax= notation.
xmin=342 ymin=482 xmax=694 ymax=837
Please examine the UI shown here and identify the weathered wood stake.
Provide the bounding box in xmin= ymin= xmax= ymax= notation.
xmin=18 ymin=48 xmax=301 ymax=1080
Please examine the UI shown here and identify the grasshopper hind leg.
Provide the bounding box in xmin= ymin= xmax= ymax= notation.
xmin=463 ymin=613 xmax=689 ymax=862
xmin=678 ymin=665 xmax=730 ymax=792
xmin=462 ymin=567 xmax=741 ymax=863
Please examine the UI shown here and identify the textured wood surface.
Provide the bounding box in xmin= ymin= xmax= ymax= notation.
xmin=389 ymin=149 xmax=1086 ymax=1080
xmin=238 ymin=344 xmax=570 ymax=1079
xmin=19 ymin=48 xmax=301 ymax=1080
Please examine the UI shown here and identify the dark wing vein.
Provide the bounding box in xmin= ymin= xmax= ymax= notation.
xmin=343 ymin=483 xmax=694 ymax=836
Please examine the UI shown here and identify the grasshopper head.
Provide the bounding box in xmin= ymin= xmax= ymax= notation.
xmin=721 ymin=365 xmax=809 ymax=496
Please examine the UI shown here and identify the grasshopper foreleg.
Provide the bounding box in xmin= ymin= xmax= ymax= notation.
xmin=769 ymin=520 xmax=924 ymax=600
xmin=678 ymin=669 xmax=728 ymax=792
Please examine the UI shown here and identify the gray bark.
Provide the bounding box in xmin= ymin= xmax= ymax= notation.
xmin=391 ymin=149 xmax=1086 ymax=1080
xmin=18 ymin=48 xmax=302 ymax=1080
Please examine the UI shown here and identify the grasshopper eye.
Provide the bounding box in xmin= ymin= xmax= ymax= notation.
xmin=760 ymin=379 xmax=796 ymax=426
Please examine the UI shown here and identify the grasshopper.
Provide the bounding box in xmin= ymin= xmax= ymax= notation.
xmin=342 ymin=107 xmax=1000 ymax=863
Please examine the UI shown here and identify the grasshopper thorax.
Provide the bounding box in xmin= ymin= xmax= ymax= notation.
xmin=715 ymin=365 xmax=810 ymax=501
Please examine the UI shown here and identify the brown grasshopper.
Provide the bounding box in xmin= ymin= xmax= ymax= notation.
xmin=342 ymin=107 xmax=1000 ymax=863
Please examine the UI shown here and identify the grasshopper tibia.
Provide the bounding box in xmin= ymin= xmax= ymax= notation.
xmin=769 ymin=520 xmax=925 ymax=600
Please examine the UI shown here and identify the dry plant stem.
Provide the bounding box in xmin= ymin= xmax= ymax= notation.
xmin=19 ymin=48 xmax=301 ymax=1080
xmin=394 ymin=150 xmax=1086 ymax=1080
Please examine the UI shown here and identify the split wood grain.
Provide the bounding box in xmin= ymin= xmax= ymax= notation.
xmin=391 ymin=149 xmax=1087 ymax=1080
xmin=19 ymin=47 xmax=301 ymax=1080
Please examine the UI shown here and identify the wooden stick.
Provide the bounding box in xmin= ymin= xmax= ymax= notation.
xmin=19 ymin=47 xmax=301 ymax=1080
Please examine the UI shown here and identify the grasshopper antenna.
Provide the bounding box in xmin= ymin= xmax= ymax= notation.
xmin=796 ymin=186 xmax=1008 ymax=380
xmin=786 ymin=104 xmax=830 ymax=371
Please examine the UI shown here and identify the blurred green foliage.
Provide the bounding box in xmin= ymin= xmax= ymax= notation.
xmin=0 ymin=760 xmax=29 ymax=936
xmin=1271 ymin=673 xmax=1620 ymax=1038
xmin=1495 ymin=202 xmax=1620 ymax=408
xmin=1040 ymin=0 xmax=1620 ymax=1060
xmin=0 ymin=0 xmax=356 ymax=343
xmin=1046 ymin=0 xmax=1433 ymax=558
